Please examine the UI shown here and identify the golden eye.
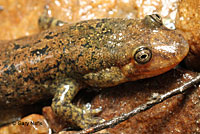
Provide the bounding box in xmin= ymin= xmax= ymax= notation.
xmin=150 ymin=14 xmax=162 ymax=24
xmin=134 ymin=47 xmax=152 ymax=64
xmin=143 ymin=14 xmax=163 ymax=28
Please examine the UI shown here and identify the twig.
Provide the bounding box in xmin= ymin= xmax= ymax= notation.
xmin=77 ymin=73 xmax=200 ymax=134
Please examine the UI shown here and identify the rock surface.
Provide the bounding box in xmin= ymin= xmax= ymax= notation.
xmin=0 ymin=0 xmax=178 ymax=40
xmin=0 ymin=114 xmax=50 ymax=134
xmin=176 ymin=0 xmax=200 ymax=71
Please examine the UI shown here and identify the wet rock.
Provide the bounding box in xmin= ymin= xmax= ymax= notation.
xmin=176 ymin=0 xmax=200 ymax=71
xmin=0 ymin=114 xmax=50 ymax=134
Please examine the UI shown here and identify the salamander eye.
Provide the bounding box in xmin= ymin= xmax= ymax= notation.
xmin=143 ymin=14 xmax=163 ymax=28
xmin=134 ymin=47 xmax=152 ymax=64
xmin=150 ymin=14 xmax=162 ymax=24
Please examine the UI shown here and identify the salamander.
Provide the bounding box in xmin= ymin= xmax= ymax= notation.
xmin=0 ymin=14 xmax=189 ymax=128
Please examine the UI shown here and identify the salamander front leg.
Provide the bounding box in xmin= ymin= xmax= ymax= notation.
xmin=51 ymin=78 xmax=104 ymax=129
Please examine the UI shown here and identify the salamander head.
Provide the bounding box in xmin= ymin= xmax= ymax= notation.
xmin=121 ymin=14 xmax=189 ymax=80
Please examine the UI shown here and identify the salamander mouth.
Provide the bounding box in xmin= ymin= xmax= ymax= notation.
xmin=135 ymin=63 xmax=179 ymax=80
xmin=123 ymin=62 xmax=178 ymax=81
xmin=121 ymin=46 xmax=188 ymax=82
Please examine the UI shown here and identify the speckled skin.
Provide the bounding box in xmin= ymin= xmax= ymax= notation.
xmin=0 ymin=15 xmax=189 ymax=128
